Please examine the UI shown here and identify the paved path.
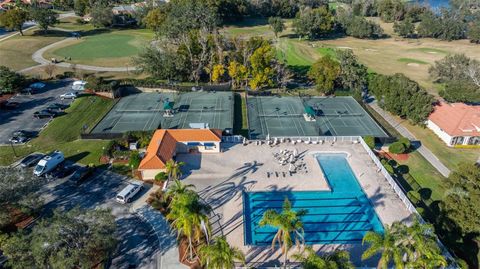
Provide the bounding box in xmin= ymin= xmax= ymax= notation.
xmin=135 ymin=205 xmax=187 ymax=269
xmin=368 ymin=101 xmax=451 ymax=177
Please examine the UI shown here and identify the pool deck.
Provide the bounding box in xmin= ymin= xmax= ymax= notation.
xmin=178 ymin=141 xmax=413 ymax=267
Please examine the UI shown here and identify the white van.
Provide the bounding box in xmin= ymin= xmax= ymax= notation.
xmin=116 ymin=182 xmax=143 ymax=204
xmin=33 ymin=151 xmax=64 ymax=177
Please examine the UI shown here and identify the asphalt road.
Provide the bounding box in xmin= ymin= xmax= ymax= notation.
xmin=0 ymin=80 xmax=74 ymax=145
xmin=38 ymin=168 xmax=159 ymax=269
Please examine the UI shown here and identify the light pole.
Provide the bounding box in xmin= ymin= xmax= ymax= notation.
xmin=10 ymin=141 xmax=17 ymax=157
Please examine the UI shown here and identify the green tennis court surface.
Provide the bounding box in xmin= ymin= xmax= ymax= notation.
xmin=91 ymin=92 xmax=234 ymax=134
xmin=247 ymin=96 xmax=387 ymax=139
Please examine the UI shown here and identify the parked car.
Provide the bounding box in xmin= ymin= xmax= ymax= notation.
xmin=116 ymin=182 xmax=143 ymax=203
xmin=60 ymin=92 xmax=77 ymax=100
xmin=68 ymin=165 xmax=95 ymax=185
xmin=33 ymin=110 xmax=55 ymax=119
xmin=10 ymin=130 xmax=34 ymax=144
xmin=46 ymin=103 xmax=68 ymax=114
xmin=0 ymin=100 xmax=20 ymax=110
xmin=47 ymin=103 xmax=69 ymax=110
xmin=45 ymin=164 xmax=75 ymax=179
xmin=72 ymin=80 xmax=86 ymax=91
xmin=30 ymin=82 xmax=46 ymax=89
xmin=20 ymin=88 xmax=37 ymax=95
xmin=19 ymin=153 xmax=45 ymax=168
xmin=33 ymin=151 xmax=64 ymax=177
xmin=9 ymin=135 xmax=28 ymax=144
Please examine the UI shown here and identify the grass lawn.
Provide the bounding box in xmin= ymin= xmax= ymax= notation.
xmin=365 ymin=105 xmax=446 ymax=201
xmin=397 ymin=58 xmax=429 ymax=65
xmin=44 ymin=29 xmax=154 ymax=67
xmin=233 ymin=93 xmax=249 ymax=137
xmin=0 ymin=95 xmax=114 ymax=166
xmin=56 ymin=16 xmax=95 ymax=32
xmin=400 ymin=122 xmax=479 ymax=170
xmin=0 ymin=29 xmax=68 ymax=70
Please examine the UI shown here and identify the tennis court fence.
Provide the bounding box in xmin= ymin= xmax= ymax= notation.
xmin=81 ymin=133 xmax=123 ymax=140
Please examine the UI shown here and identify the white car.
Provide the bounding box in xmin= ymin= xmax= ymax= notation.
xmin=116 ymin=182 xmax=143 ymax=204
xmin=60 ymin=92 xmax=77 ymax=100
xmin=72 ymin=80 xmax=86 ymax=91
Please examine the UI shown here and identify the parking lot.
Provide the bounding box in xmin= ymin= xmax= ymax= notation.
xmin=0 ymin=80 xmax=74 ymax=145
xmin=36 ymin=167 xmax=161 ymax=268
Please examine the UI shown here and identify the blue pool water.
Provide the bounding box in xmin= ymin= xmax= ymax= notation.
xmin=243 ymin=153 xmax=384 ymax=245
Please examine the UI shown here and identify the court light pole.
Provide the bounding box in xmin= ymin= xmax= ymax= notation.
xmin=10 ymin=141 xmax=17 ymax=157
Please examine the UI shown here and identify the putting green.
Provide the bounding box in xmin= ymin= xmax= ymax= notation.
xmin=46 ymin=30 xmax=153 ymax=67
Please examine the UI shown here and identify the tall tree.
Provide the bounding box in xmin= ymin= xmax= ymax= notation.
xmin=0 ymin=66 xmax=26 ymax=94
xmin=441 ymin=163 xmax=480 ymax=236
xmin=268 ymin=16 xmax=285 ymax=38
xmin=90 ymin=2 xmax=113 ymax=28
xmin=30 ymin=8 xmax=58 ymax=33
xmin=0 ymin=8 xmax=29 ymax=36
xmin=292 ymin=246 xmax=354 ymax=269
xmin=293 ymin=6 xmax=334 ymax=40
xmin=0 ymin=208 xmax=117 ymax=269
xmin=368 ymin=73 xmax=434 ymax=125
xmin=167 ymin=190 xmax=211 ymax=262
xmin=308 ymin=55 xmax=340 ymax=95
xmin=228 ymin=60 xmax=248 ymax=89
xmin=165 ymin=159 xmax=185 ymax=181
xmin=259 ymin=198 xmax=307 ymax=269
xmin=0 ymin=167 xmax=43 ymax=230
xmin=165 ymin=179 xmax=196 ymax=205
xmin=393 ymin=19 xmax=415 ymax=38
xmin=362 ymin=223 xmax=405 ymax=268
xmin=248 ymin=43 xmax=276 ymax=90
xmin=337 ymin=50 xmax=368 ymax=93
xmin=198 ymin=236 xmax=246 ymax=268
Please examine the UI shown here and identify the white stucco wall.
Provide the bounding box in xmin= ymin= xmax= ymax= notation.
xmin=177 ymin=141 xmax=221 ymax=153
xmin=140 ymin=169 xmax=165 ymax=180
xmin=427 ymin=120 xmax=454 ymax=146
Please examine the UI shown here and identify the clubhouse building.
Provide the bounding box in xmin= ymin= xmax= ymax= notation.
xmin=427 ymin=102 xmax=480 ymax=147
xmin=138 ymin=129 xmax=222 ymax=180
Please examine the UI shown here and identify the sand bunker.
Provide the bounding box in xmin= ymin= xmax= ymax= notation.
xmin=407 ymin=63 xmax=420 ymax=67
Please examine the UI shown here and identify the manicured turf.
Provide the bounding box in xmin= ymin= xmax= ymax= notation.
xmin=46 ymin=29 xmax=154 ymax=67
xmin=56 ymin=16 xmax=95 ymax=32
xmin=397 ymin=58 xmax=429 ymax=65
xmin=276 ymin=38 xmax=318 ymax=66
xmin=0 ymin=95 xmax=114 ymax=166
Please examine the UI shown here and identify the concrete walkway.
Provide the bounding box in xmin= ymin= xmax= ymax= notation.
xmin=368 ymin=101 xmax=451 ymax=177
xmin=135 ymin=205 xmax=187 ymax=269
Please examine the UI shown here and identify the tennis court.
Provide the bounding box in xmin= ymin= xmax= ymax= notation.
xmin=247 ymin=96 xmax=387 ymax=139
xmin=162 ymin=91 xmax=234 ymax=130
xmin=91 ymin=91 xmax=234 ymax=134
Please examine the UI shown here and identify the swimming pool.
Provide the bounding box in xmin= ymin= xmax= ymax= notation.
xmin=243 ymin=153 xmax=384 ymax=245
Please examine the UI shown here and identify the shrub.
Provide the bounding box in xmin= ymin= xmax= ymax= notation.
xmin=383 ymin=163 xmax=394 ymax=174
xmin=407 ymin=190 xmax=421 ymax=204
xmin=155 ymin=172 xmax=168 ymax=181
xmin=363 ymin=136 xmax=375 ymax=149
xmin=398 ymin=137 xmax=411 ymax=150
xmin=389 ymin=141 xmax=407 ymax=154
xmin=128 ymin=151 xmax=141 ymax=169
xmin=103 ymin=140 xmax=116 ymax=157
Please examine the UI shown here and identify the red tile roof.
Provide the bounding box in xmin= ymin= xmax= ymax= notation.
xmin=429 ymin=103 xmax=480 ymax=136
xmin=138 ymin=129 xmax=222 ymax=170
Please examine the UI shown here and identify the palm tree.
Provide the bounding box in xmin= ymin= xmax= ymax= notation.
xmin=165 ymin=179 xmax=196 ymax=205
xmin=198 ymin=236 xmax=246 ymax=269
xmin=165 ymin=159 xmax=185 ymax=180
xmin=292 ymin=246 xmax=354 ymax=269
xmin=259 ymin=198 xmax=307 ymax=269
xmin=401 ymin=219 xmax=447 ymax=268
xmin=167 ymin=191 xmax=211 ymax=262
xmin=361 ymin=222 xmax=405 ymax=269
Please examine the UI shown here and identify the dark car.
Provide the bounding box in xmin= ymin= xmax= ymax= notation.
xmin=68 ymin=166 xmax=95 ymax=185
xmin=19 ymin=153 xmax=45 ymax=168
xmin=0 ymin=100 xmax=20 ymax=110
xmin=20 ymin=88 xmax=37 ymax=95
xmin=12 ymin=130 xmax=34 ymax=138
xmin=47 ymin=103 xmax=69 ymax=111
xmin=45 ymin=165 xmax=75 ymax=179
xmin=9 ymin=135 xmax=28 ymax=144
xmin=33 ymin=110 xmax=55 ymax=119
